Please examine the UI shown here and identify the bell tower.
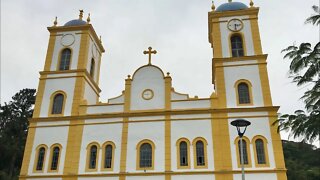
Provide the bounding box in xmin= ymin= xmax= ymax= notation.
xmin=209 ymin=0 xmax=271 ymax=109
xmin=33 ymin=10 xmax=105 ymax=118
xmin=20 ymin=10 xmax=105 ymax=177
xmin=208 ymin=1 xmax=287 ymax=180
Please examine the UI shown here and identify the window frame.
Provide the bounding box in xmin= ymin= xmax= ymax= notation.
xmin=89 ymin=58 xmax=95 ymax=78
xmin=101 ymin=141 xmax=116 ymax=171
xmin=57 ymin=48 xmax=72 ymax=71
xmin=136 ymin=139 xmax=155 ymax=170
xmin=85 ymin=142 xmax=100 ymax=172
xmin=192 ymin=137 xmax=208 ymax=169
xmin=234 ymin=136 xmax=252 ymax=168
xmin=48 ymin=144 xmax=62 ymax=172
xmin=48 ymin=91 xmax=67 ymax=117
xmin=234 ymin=79 xmax=253 ymax=106
xmin=33 ymin=144 xmax=48 ymax=173
xmin=252 ymin=135 xmax=270 ymax=167
xmin=176 ymin=138 xmax=191 ymax=169
xmin=229 ymin=33 xmax=246 ymax=57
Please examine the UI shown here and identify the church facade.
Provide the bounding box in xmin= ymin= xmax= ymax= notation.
xmin=20 ymin=1 xmax=287 ymax=180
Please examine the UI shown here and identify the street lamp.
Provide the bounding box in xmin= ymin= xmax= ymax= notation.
xmin=230 ymin=119 xmax=251 ymax=180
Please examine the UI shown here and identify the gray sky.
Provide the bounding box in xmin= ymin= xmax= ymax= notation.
xmin=1 ymin=0 xmax=318 ymax=119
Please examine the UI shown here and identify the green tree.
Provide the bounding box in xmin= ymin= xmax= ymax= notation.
xmin=0 ymin=89 xmax=36 ymax=180
xmin=275 ymin=5 xmax=320 ymax=143
xmin=282 ymin=140 xmax=320 ymax=180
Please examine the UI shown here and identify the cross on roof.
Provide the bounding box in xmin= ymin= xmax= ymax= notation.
xmin=143 ymin=47 xmax=157 ymax=65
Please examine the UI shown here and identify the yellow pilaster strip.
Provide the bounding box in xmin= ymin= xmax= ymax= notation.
xmin=165 ymin=74 xmax=172 ymax=180
xmin=249 ymin=15 xmax=263 ymax=55
xmin=211 ymin=18 xmax=223 ymax=58
xmin=268 ymin=112 xmax=287 ymax=180
xmin=77 ymin=30 xmax=90 ymax=70
xmin=43 ymin=32 xmax=57 ymax=71
xmin=63 ymin=31 xmax=90 ymax=180
xmin=119 ymin=77 xmax=132 ymax=180
xmin=211 ymin=61 xmax=232 ymax=180
xmin=19 ymin=122 xmax=37 ymax=178
xmin=258 ymin=63 xmax=273 ymax=106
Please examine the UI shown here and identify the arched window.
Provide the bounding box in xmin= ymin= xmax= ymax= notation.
xmin=231 ymin=35 xmax=244 ymax=57
xmin=59 ymin=48 xmax=71 ymax=70
xmin=252 ymin=136 xmax=269 ymax=167
xmin=238 ymin=83 xmax=250 ymax=104
xmin=238 ymin=139 xmax=249 ymax=165
xmin=179 ymin=141 xmax=188 ymax=167
xmin=50 ymin=146 xmax=60 ymax=170
xmin=90 ymin=58 xmax=95 ymax=78
xmin=36 ymin=147 xmax=46 ymax=171
xmin=255 ymin=139 xmax=266 ymax=164
xmin=51 ymin=93 xmax=64 ymax=114
xmin=104 ymin=145 xmax=113 ymax=169
xmin=196 ymin=141 xmax=205 ymax=166
xmin=89 ymin=145 xmax=98 ymax=169
xmin=139 ymin=143 xmax=152 ymax=168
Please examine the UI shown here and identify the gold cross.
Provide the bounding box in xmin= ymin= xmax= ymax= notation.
xmin=143 ymin=47 xmax=157 ymax=65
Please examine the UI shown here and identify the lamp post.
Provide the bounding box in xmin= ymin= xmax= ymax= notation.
xmin=230 ymin=119 xmax=251 ymax=180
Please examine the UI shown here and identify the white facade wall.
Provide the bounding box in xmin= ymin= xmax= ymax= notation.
xmin=39 ymin=78 xmax=76 ymax=117
xmin=79 ymin=123 xmax=123 ymax=173
xmin=29 ymin=125 xmax=69 ymax=175
xmin=50 ymin=31 xmax=81 ymax=71
xmin=219 ymin=15 xmax=254 ymax=57
xmin=171 ymin=100 xmax=210 ymax=110
xmin=233 ymin=173 xmax=277 ymax=180
xmin=228 ymin=115 xmax=275 ymax=170
xmin=171 ymin=119 xmax=214 ymax=171
xmin=87 ymin=104 xmax=124 ymax=114
xmin=172 ymin=175 xmax=215 ymax=180
xmin=127 ymin=176 xmax=164 ymax=180
xmin=131 ymin=66 xmax=165 ymax=110
xmin=84 ymin=82 xmax=98 ymax=104
xmin=223 ymin=64 xmax=264 ymax=108
xmin=126 ymin=121 xmax=165 ymax=172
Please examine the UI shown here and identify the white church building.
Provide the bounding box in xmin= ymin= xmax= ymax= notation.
xmin=20 ymin=1 xmax=287 ymax=180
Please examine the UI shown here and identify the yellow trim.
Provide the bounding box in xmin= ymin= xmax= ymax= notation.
xmin=234 ymin=79 xmax=254 ymax=106
xmin=141 ymin=89 xmax=154 ymax=100
xmin=101 ymin=141 xmax=116 ymax=171
xmin=119 ymin=77 xmax=131 ymax=179
xmin=176 ymin=138 xmax=191 ymax=169
xmin=136 ymin=139 xmax=156 ymax=171
xmin=31 ymin=106 xmax=280 ymax=122
xmin=249 ymin=14 xmax=262 ymax=55
xmin=192 ymin=137 xmax=208 ymax=169
xmin=228 ymin=32 xmax=247 ymax=57
xmin=43 ymin=32 xmax=57 ymax=71
xmin=33 ymin=144 xmax=48 ymax=173
xmin=56 ymin=48 xmax=73 ymax=71
xmin=48 ymin=91 xmax=67 ymax=117
xmin=213 ymin=54 xmax=268 ymax=62
xmin=48 ymin=143 xmax=62 ymax=173
xmin=268 ymin=112 xmax=286 ymax=169
xmin=251 ymin=135 xmax=270 ymax=167
xmin=258 ymin=62 xmax=273 ymax=106
xmin=20 ymin=123 xmax=37 ymax=176
xmin=234 ymin=136 xmax=252 ymax=168
xmin=85 ymin=142 xmax=100 ymax=172
xmin=164 ymin=75 xmax=172 ymax=177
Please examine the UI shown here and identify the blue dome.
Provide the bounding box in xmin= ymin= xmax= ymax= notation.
xmin=216 ymin=2 xmax=248 ymax=12
xmin=64 ymin=19 xmax=87 ymax=26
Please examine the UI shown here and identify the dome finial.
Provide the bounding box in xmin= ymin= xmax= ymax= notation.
xmin=53 ymin=16 xmax=58 ymax=26
xmin=250 ymin=0 xmax=254 ymax=7
xmin=87 ymin=13 xmax=91 ymax=24
xmin=99 ymin=35 xmax=102 ymax=43
xmin=211 ymin=1 xmax=216 ymax=11
xmin=79 ymin=10 xmax=84 ymax=20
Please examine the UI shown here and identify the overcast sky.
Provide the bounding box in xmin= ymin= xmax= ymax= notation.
xmin=1 ymin=1 xmax=318 ymax=127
